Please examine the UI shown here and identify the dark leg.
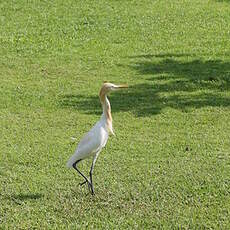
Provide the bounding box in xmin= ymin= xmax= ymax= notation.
xmin=89 ymin=153 xmax=100 ymax=195
xmin=90 ymin=166 xmax=94 ymax=195
xmin=73 ymin=159 xmax=91 ymax=192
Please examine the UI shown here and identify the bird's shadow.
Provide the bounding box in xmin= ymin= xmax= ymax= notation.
xmin=58 ymin=53 xmax=230 ymax=116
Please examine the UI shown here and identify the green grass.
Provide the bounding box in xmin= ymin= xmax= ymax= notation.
xmin=1 ymin=0 xmax=230 ymax=228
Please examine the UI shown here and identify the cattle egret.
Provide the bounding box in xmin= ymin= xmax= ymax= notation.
xmin=66 ymin=82 xmax=128 ymax=195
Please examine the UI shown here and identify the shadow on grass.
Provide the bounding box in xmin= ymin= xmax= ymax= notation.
xmin=8 ymin=193 xmax=44 ymax=204
xmin=12 ymin=193 xmax=43 ymax=200
xmin=59 ymin=54 xmax=230 ymax=116
xmin=127 ymin=53 xmax=195 ymax=59
xmin=215 ymin=0 xmax=230 ymax=2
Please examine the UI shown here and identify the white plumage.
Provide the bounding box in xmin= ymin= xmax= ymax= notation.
xmin=66 ymin=116 xmax=109 ymax=168
xmin=66 ymin=82 xmax=128 ymax=195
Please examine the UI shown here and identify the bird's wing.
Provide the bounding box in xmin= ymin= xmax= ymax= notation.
xmin=75 ymin=126 xmax=101 ymax=157
xmin=66 ymin=128 xmax=101 ymax=168
xmin=66 ymin=122 xmax=108 ymax=168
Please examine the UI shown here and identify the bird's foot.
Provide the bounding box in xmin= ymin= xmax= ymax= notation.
xmin=79 ymin=180 xmax=88 ymax=186
xmin=79 ymin=180 xmax=93 ymax=194
xmin=91 ymin=188 xmax=95 ymax=195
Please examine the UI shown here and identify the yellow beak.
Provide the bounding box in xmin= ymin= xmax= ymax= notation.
xmin=117 ymin=84 xmax=128 ymax=89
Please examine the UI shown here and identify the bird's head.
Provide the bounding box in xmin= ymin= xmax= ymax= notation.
xmin=99 ymin=82 xmax=128 ymax=98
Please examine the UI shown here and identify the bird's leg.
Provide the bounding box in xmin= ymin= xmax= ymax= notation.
xmin=89 ymin=167 xmax=94 ymax=195
xmin=89 ymin=153 xmax=100 ymax=195
xmin=72 ymin=159 xmax=91 ymax=192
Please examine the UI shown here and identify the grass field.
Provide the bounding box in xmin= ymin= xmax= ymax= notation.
xmin=1 ymin=0 xmax=230 ymax=228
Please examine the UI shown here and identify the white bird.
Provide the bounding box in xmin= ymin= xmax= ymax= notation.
xmin=66 ymin=82 xmax=128 ymax=195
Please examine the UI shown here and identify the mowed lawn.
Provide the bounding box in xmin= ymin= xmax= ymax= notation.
xmin=1 ymin=0 xmax=230 ymax=228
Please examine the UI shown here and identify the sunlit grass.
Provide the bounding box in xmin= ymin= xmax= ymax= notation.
xmin=1 ymin=0 xmax=230 ymax=228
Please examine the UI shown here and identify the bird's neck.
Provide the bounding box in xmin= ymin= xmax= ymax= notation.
xmin=100 ymin=94 xmax=114 ymax=135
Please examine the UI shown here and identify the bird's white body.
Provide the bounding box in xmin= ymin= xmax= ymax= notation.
xmin=66 ymin=114 xmax=109 ymax=168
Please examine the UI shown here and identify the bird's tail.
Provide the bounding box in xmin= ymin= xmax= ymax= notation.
xmin=66 ymin=154 xmax=77 ymax=168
